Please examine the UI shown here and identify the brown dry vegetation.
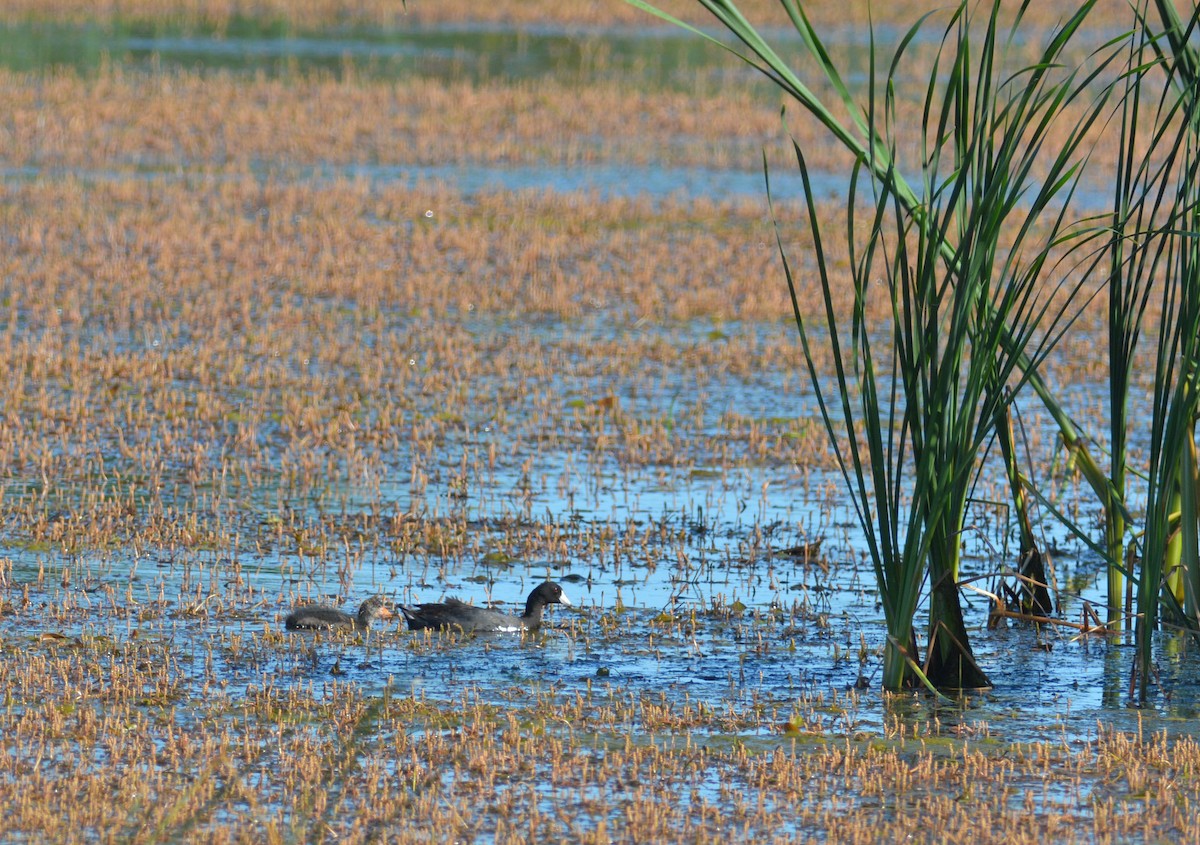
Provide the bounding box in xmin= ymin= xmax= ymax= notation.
xmin=0 ymin=61 xmax=1135 ymax=328
xmin=0 ymin=618 xmax=1199 ymax=844
xmin=0 ymin=67 xmax=801 ymax=170
xmin=0 ymin=174 xmax=840 ymax=555
xmin=0 ymin=59 xmax=1153 ymax=188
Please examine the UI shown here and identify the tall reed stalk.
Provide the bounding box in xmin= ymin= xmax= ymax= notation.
xmin=797 ymin=1 xmax=1115 ymax=689
xmin=1127 ymin=88 xmax=1200 ymax=699
xmin=1133 ymin=170 xmax=1200 ymax=699
xmin=1075 ymin=0 xmax=1200 ymax=698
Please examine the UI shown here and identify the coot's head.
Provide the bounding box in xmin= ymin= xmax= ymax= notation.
xmin=527 ymin=581 xmax=572 ymax=612
xmin=357 ymin=595 xmax=396 ymax=627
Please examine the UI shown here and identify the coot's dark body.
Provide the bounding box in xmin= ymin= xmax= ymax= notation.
xmin=285 ymin=595 xmax=394 ymax=631
xmin=399 ymin=582 xmax=571 ymax=633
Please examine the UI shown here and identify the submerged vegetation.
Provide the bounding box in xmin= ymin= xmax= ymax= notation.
xmin=1 ymin=0 xmax=1200 ymax=840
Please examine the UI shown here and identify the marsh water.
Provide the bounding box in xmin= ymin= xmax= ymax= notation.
xmin=3 ymin=11 xmax=1198 ymax=768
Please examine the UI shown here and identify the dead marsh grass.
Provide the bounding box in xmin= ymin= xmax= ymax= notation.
xmin=0 ymin=64 xmax=840 ymax=173
xmin=2 ymin=619 xmax=1200 ymax=844
xmin=0 ymin=53 xmax=1153 ymax=190
xmin=0 ymin=152 xmax=1144 ymax=594
xmin=0 ymin=171 xmax=1125 ymax=556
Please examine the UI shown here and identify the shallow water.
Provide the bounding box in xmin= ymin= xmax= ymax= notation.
xmin=0 ymin=161 xmax=842 ymax=206
xmin=3 ymin=319 xmax=1194 ymax=753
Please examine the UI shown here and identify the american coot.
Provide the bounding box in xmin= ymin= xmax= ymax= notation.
xmin=285 ymin=595 xmax=395 ymax=631
xmin=399 ymin=581 xmax=572 ymax=633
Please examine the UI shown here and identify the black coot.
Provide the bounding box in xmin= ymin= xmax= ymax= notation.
xmin=285 ymin=595 xmax=394 ymax=631
xmin=399 ymin=581 xmax=572 ymax=633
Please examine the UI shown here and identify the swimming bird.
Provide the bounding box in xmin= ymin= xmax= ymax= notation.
xmin=399 ymin=581 xmax=572 ymax=633
xmin=284 ymin=595 xmax=395 ymax=631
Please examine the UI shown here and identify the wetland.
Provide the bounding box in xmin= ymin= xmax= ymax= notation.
xmin=1 ymin=0 xmax=1199 ymax=841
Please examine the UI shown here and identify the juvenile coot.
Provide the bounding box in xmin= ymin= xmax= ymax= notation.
xmin=285 ymin=595 xmax=395 ymax=631
xmin=399 ymin=581 xmax=572 ymax=633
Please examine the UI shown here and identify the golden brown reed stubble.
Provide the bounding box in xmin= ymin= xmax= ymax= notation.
xmin=0 ymin=175 xmax=1124 ymax=448
xmin=0 ymin=65 xmax=825 ymax=172
xmin=0 ymin=37 xmax=1165 ymax=363
xmin=1 ymin=62 xmax=1149 ymax=193
xmin=1 ymin=627 xmax=1198 ymax=845
xmin=0 ymin=162 xmax=1131 ymax=591
xmin=0 ymin=173 xmax=845 ymax=568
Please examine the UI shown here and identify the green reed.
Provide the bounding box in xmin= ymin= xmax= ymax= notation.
xmin=632 ymin=0 xmax=1200 ymax=703
xmin=627 ymin=0 xmax=1123 ymax=690
xmin=1123 ymin=0 xmax=1200 ymax=697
